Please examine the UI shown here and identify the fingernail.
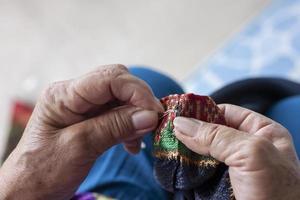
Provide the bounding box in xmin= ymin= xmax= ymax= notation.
xmin=173 ymin=117 xmax=200 ymax=136
xmin=132 ymin=110 xmax=157 ymax=131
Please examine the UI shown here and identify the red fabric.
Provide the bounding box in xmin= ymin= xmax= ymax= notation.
xmin=12 ymin=100 xmax=33 ymax=127
xmin=155 ymin=93 xmax=227 ymax=146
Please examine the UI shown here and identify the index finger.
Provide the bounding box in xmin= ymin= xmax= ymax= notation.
xmin=38 ymin=64 xmax=163 ymax=127
xmin=218 ymin=104 xmax=292 ymax=144
xmin=218 ymin=104 xmax=274 ymax=134
xmin=72 ymin=64 xmax=163 ymax=113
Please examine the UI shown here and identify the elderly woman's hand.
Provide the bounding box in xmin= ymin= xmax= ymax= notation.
xmin=173 ymin=104 xmax=300 ymax=200
xmin=0 ymin=65 xmax=163 ymax=200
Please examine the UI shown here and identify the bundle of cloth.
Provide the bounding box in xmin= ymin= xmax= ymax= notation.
xmin=153 ymin=93 xmax=234 ymax=200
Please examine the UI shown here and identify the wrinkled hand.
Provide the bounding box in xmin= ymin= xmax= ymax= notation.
xmin=0 ymin=64 xmax=163 ymax=200
xmin=173 ymin=104 xmax=300 ymax=200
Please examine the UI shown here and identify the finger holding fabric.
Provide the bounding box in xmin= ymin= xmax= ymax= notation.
xmin=173 ymin=104 xmax=300 ymax=200
xmin=0 ymin=64 xmax=163 ymax=200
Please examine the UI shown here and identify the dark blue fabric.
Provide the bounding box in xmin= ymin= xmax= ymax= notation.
xmin=266 ymin=95 xmax=300 ymax=157
xmin=77 ymin=66 xmax=184 ymax=200
xmin=154 ymin=159 xmax=232 ymax=200
xmin=211 ymin=78 xmax=300 ymax=114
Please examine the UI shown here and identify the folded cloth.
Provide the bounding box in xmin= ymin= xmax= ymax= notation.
xmin=153 ymin=93 xmax=234 ymax=200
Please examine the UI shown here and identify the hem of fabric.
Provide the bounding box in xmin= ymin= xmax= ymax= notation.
xmin=153 ymin=151 xmax=219 ymax=167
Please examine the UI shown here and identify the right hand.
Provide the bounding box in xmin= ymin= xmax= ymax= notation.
xmin=173 ymin=104 xmax=300 ymax=200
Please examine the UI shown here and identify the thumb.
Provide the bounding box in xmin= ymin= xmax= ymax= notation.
xmin=64 ymin=106 xmax=158 ymax=156
xmin=173 ymin=116 xmax=275 ymax=166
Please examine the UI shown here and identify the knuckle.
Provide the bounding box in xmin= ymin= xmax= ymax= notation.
xmin=96 ymin=64 xmax=128 ymax=76
xmin=258 ymin=123 xmax=278 ymax=138
xmin=112 ymin=64 xmax=128 ymax=71
xmin=200 ymin=124 xmax=222 ymax=147
xmin=263 ymin=123 xmax=277 ymax=133
xmin=275 ymin=123 xmax=293 ymax=141
xmin=40 ymin=81 xmax=65 ymax=105
xmin=86 ymin=119 xmax=112 ymax=155
xmin=95 ymin=109 xmax=133 ymax=144
xmin=107 ymin=110 xmax=133 ymax=140
xmin=36 ymin=81 xmax=71 ymax=126
xmin=258 ymin=121 xmax=293 ymax=143
xmin=246 ymin=137 xmax=271 ymax=155
xmin=40 ymin=82 xmax=58 ymax=103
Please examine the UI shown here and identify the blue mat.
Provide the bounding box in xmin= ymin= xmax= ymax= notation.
xmin=184 ymin=0 xmax=300 ymax=94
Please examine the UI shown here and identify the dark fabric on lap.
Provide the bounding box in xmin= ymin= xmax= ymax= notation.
xmin=210 ymin=78 xmax=300 ymax=114
xmin=153 ymin=94 xmax=233 ymax=200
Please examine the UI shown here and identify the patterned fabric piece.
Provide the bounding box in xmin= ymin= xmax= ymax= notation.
xmin=153 ymin=93 xmax=234 ymax=200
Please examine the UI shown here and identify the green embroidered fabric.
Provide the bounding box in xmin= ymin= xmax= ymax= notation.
xmin=153 ymin=93 xmax=234 ymax=200
xmin=153 ymin=93 xmax=225 ymax=167
xmin=153 ymin=119 xmax=218 ymax=166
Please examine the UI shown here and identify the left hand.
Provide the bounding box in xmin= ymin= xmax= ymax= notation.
xmin=0 ymin=64 xmax=163 ymax=200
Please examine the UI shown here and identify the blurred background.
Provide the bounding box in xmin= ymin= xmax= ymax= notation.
xmin=1 ymin=0 xmax=300 ymax=159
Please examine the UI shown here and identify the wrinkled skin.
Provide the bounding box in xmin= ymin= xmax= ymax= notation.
xmin=0 ymin=64 xmax=163 ymax=200
xmin=174 ymin=104 xmax=300 ymax=200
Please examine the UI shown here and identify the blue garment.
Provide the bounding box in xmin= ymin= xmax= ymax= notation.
xmin=266 ymin=95 xmax=300 ymax=157
xmin=77 ymin=67 xmax=184 ymax=199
